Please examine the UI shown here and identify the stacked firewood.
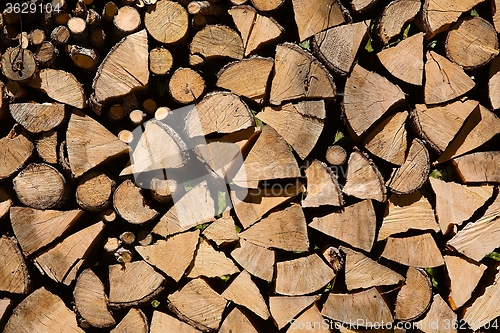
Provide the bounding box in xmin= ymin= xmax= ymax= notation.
xmin=1 ymin=0 xmax=500 ymax=332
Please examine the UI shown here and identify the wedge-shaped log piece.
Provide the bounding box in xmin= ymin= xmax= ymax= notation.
xmin=37 ymin=130 xmax=58 ymax=164
xmin=67 ymin=110 xmax=129 ymax=177
xmin=447 ymin=207 xmax=500 ymax=262
xmin=74 ymin=269 xmax=115 ymax=328
xmin=222 ymin=270 xmax=270 ymax=319
xmin=231 ymin=239 xmax=275 ymax=282
xmin=287 ymin=304 xmax=330 ymax=333
xmin=489 ymin=56 xmax=500 ymax=110
xmin=168 ymin=278 xmax=227 ymax=332
xmin=453 ymin=151 xmax=500 ymax=183
xmin=326 ymin=145 xmax=347 ymax=165
xmin=344 ymin=64 xmax=405 ymax=136
xmin=377 ymin=32 xmax=424 ymax=85
xmin=190 ymin=25 xmax=244 ymax=65
xmin=114 ymin=180 xmax=159 ymax=225
xmin=4 ymin=287 xmax=84 ymax=333
xmin=136 ymin=230 xmax=199 ymax=282
xmin=395 ymin=267 xmax=432 ymax=320
xmin=311 ymin=200 xmax=376 ymax=252
xmin=217 ymin=57 xmax=274 ymax=104
xmin=312 ymin=21 xmax=369 ymax=76
xmin=382 ymin=233 xmax=444 ymax=268
xmin=430 ymin=178 xmax=493 ymax=234
xmin=203 ymin=215 xmax=239 ymax=246
xmin=0 ymin=298 xmax=11 ymax=326
xmin=0 ymin=236 xmax=30 ymax=294
xmin=92 ymin=30 xmax=148 ymax=105
xmin=150 ymin=311 xmax=201 ymax=333
xmin=34 ymin=221 xmax=105 ymax=285
xmin=31 ymin=69 xmax=86 ymax=108
xmin=0 ymin=188 xmax=12 ymax=220
xmin=362 ymin=111 xmax=408 ymax=165
xmin=341 ymin=246 xmax=404 ymax=291
xmin=250 ymin=0 xmax=284 ymax=11
xmin=76 ymin=172 xmax=115 ymax=211
xmin=350 ymin=0 xmax=377 ymax=13
xmin=0 ymin=126 xmax=33 ymax=181
xmin=388 ymin=138 xmax=430 ymax=195
xmin=270 ymin=43 xmax=335 ymax=106
xmin=445 ymin=255 xmax=486 ymax=310
xmin=144 ymin=1 xmax=188 ymax=44
xmin=415 ymin=294 xmax=457 ymax=333
xmin=302 ymin=160 xmax=343 ymax=207
xmin=220 ymin=307 xmax=258 ymax=333
xmin=322 ymin=288 xmax=393 ymax=326
xmin=10 ymin=102 xmax=65 ymax=133
xmin=188 ymin=237 xmax=240 ymax=278
xmin=412 ymin=99 xmax=478 ymax=153
xmin=424 ymin=51 xmax=475 ymax=105
xmin=229 ymin=6 xmax=284 ymax=56
xmin=375 ymin=0 xmax=421 ymax=44
xmin=343 ymin=149 xmax=386 ymax=202
xmin=291 ymin=0 xmax=349 ymax=42
xmin=239 ymin=203 xmax=309 ymax=252
xmin=108 ymin=261 xmax=164 ymax=308
xmin=111 ymin=308 xmax=148 ymax=333
xmin=11 ymin=207 xmax=83 ymax=256
xmin=257 ymin=101 xmax=325 ymax=159
xmin=378 ymin=192 xmax=439 ymax=241
xmin=270 ymin=295 xmax=318 ymax=330
xmin=275 ymin=254 xmax=335 ymax=296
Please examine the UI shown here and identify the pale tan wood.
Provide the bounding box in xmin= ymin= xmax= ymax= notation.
xmin=0 ymin=298 xmax=11 ymax=326
xmin=74 ymin=269 xmax=115 ymax=328
xmin=377 ymin=32 xmax=424 ymax=85
xmin=111 ymin=308 xmax=148 ymax=333
xmin=76 ymin=172 xmax=115 ymax=211
xmin=194 ymin=141 xmax=242 ymax=181
xmin=4 ymin=287 xmax=84 ymax=333
xmin=424 ymin=51 xmax=475 ymax=105
xmin=239 ymin=203 xmax=309 ymax=252
xmin=270 ymin=295 xmax=318 ymax=330
xmin=376 ymin=0 xmax=421 ymax=44
xmin=395 ymin=267 xmax=432 ymax=321
xmin=453 ymin=151 xmax=500 ymax=183
xmin=494 ymin=0 xmax=500 ymax=33
xmin=104 ymin=237 xmax=121 ymax=253
xmin=67 ymin=110 xmax=129 ymax=177
xmin=388 ymin=138 xmax=430 ymax=195
xmin=250 ymin=0 xmax=284 ymax=11
xmin=444 ymin=255 xmax=486 ymax=310
xmin=430 ymin=177 xmax=493 ymax=234
xmin=169 ymin=67 xmax=205 ymax=104
xmin=67 ymin=17 xmax=88 ymax=41
xmin=10 ymin=102 xmax=65 ymax=133
xmin=0 ymin=236 xmax=30 ymax=294
xmin=150 ymin=178 xmax=177 ymax=204
xmin=219 ymin=307 xmax=258 ymax=333
xmin=0 ymin=126 xmax=33 ymax=181
xmin=343 ymin=149 xmax=387 ymax=202
xmin=29 ymin=28 xmax=46 ymax=46
xmin=167 ymin=278 xmax=227 ymax=331
xmin=339 ymin=328 xmax=397 ymax=333
xmin=136 ymin=230 xmax=199 ymax=282
xmin=0 ymin=188 xmax=12 ymax=220
xmin=302 ymin=160 xmax=343 ymax=207
xmin=150 ymin=311 xmax=201 ymax=333
xmin=114 ymin=6 xmax=141 ymax=36
xmin=34 ymin=222 xmax=105 ymax=285
xmin=190 ymin=25 xmax=244 ymax=65
xmin=119 ymin=232 xmax=135 ymax=246
xmin=1 ymin=47 xmax=37 ymax=82
xmin=270 ymin=43 xmax=335 ymax=105
xmin=108 ymin=261 xmax=164 ymax=308
xmin=31 ymin=69 xmax=86 ymax=108
xmin=287 ymin=304 xmax=330 ymax=333
xmin=188 ymin=237 xmax=240 ymax=278
xmin=322 ymin=288 xmax=393 ymax=326
xmin=34 ymin=41 xmax=58 ymax=67
xmin=382 ymin=233 xmax=444 ymax=268
xmin=10 ymin=207 xmax=83 ymax=257
xmin=275 ymin=254 xmax=335 ymax=296
xmin=341 ymin=246 xmax=404 ymax=291
xmin=145 ymin=0 xmax=188 ymax=44
xmin=350 ymin=0 xmax=376 ymax=13
xmin=310 ymin=200 xmax=376 ymax=252
xmin=489 ymin=57 xmax=500 ymax=110
xmin=231 ymin=239 xmax=275 ymax=282
xmin=203 ymin=215 xmax=239 ymax=246
xmin=36 ymin=130 xmax=58 ymax=164
xmin=378 ymin=192 xmax=440 ymax=241
xmin=312 ymin=21 xmax=369 ymax=76
xmin=115 ymin=247 xmax=133 ymax=264
xmin=344 ymin=64 xmax=404 ymax=136
xmin=326 ymin=145 xmax=347 ymax=165
xmin=51 ymin=25 xmax=71 ymax=45
xmin=415 ymin=294 xmax=457 ymax=333
xmin=113 ymin=180 xmax=159 ymax=225
xmin=68 ymin=45 xmax=99 ymax=70
xmin=149 ymin=47 xmax=173 ymax=76
xmin=323 ymin=246 xmax=345 ymax=273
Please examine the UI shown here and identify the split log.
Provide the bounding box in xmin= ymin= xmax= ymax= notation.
xmin=102 ymin=1 xmax=118 ymax=21
xmin=387 ymin=138 xmax=430 ymax=195
xmin=167 ymin=278 xmax=227 ymax=332
xmin=51 ymin=25 xmax=71 ymax=45
xmin=76 ymin=172 xmax=115 ymax=211
xmin=202 ymin=214 xmax=239 ymax=246
xmin=343 ymin=148 xmax=387 ymax=202
xmin=114 ymin=6 xmax=141 ymax=36
xmin=189 ymin=25 xmax=244 ymax=65
xmin=231 ymin=239 xmax=275 ymax=282
xmin=136 ymin=230 xmax=200 ymax=282
xmin=68 ymin=45 xmax=99 ymax=70
xmin=108 ymin=261 xmax=164 ymax=308
xmin=145 ymin=0 xmax=188 ymax=44
xmin=0 ymin=298 xmax=11 ymax=326
xmin=445 ymin=17 xmax=498 ymax=70
xmin=269 ymin=295 xmax=318 ymax=330
xmin=111 ymin=308 xmax=148 ymax=333
xmin=29 ymin=28 xmax=45 ymax=46
xmin=376 ymin=0 xmax=421 ymax=44
xmin=310 ymin=200 xmax=376 ymax=252
xmin=168 ymin=67 xmax=205 ymax=104
xmin=326 ymin=145 xmax=347 ymax=165
xmin=10 ymin=103 xmax=65 ymax=134
xmin=113 ymin=180 xmax=159 ymax=225
xmin=149 ymin=47 xmax=173 ymax=75
xmin=287 ymin=304 xmax=330 ymax=333
xmin=0 ymin=236 xmax=30 ymax=294
xmin=275 ymin=254 xmax=335 ymax=295
xmin=0 ymin=188 xmax=12 ymax=220
xmin=250 ymin=0 xmax=284 ymax=11
xmin=381 ymin=233 xmax=444 ymax=268
xmin=150 ymin=178 xmax=178 ymax=203
xmin=312 ymin=21 xmax=369 ymax=76
xmin=489 ymin=57 xmax=500 ymax=110
xmin=115 ymin=247 xmax=133 ymax=263
xmin=415 ymin=294 xmax=457 ymax=333
xmin=104 ymin=237 xmax=121 ymax=254
xmin=350 ymin=0 xmax=377 ymax=13
xmin=0 ymin=125 xmax=33 ymax=180
xmin=395 ymin=267 xmax=432 ymax=321
xmin=13 ymin=163 xmax=67 ymax=210
xmin=216 ymin=56 xmax=274 ymax=104
xmin=1 ymin=47 xmax=37 ymax=82
xmin=219 ymin=307 xmax=258 ymax=333
xmin=150 ymin=311 xmax=201 ymax=333
xmin=10 ymin=207 xmax=83 ymax=256
xmin=74 ymin=268 xmax=115 ymax=328
xmin=323 ymin=246 xmax=345 ymax=273
xmin=187 ymin=237 xmax=240 ymax=278
xmin=31 ymin=69 xmax=87 ymax=108
xmin=302 ymin=160 xmax=343 ymax=207
xmin=90 ymin=28 xmax=106 ymax=48
xmin=495 ymin=0 xmax=500 ymax=33
xmin=343 ymin=64 xmax=405 ymax=136
xmin=270 ymin=43 xmax=335 ymax=106
xmin=34 ymin=221 xmax=105 ymax=285
xmin=453 ymin=151 xmax=500 ymax=183
xmin=36 ymin=131 xmax=58 ymax=164
xmin=424 ymin=51 xmax=475 ymax=105
xmin=378 ymin=191 xmax=439 ymax=241
xmin=377 ymin=32 xmax=424 ymax=85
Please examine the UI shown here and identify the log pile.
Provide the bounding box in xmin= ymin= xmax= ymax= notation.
xmin=1 ymin=0 xmax=500 ymax=332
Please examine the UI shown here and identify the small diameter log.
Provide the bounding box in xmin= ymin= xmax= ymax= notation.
xmin=350 ymin=0 xmax=377 ymax=13
xmin=143 ymin=99 xmax=157 ymax=114
xmin=111 ymin=308 xmax=148 ymax=333
xmin=0 ymin=298 xmax=11 ymax=326
xmin=104 ymin=237 xmax=121 ymax=253
xmin=269 ymin=296 xmax=318 ymax=330
xmin=34 ymin=41 xmax=59 ymax=66
xmin=187 ymin=237 xmax=240 ymax=278
xmin=326 ymin=145 xmax=347 ymax=165
xmin=137 ymin=231 xmax=152 ymax=246
xmin=76 ymin=172 xmax=115 ymax=211
xmin=0 ymin=188 xmax=12 ymax=220
xmin=32 ymin=69 xmax=87 ymax=108
xmin=415 ymin=295 xmax=457 ymax=333
xmin=188 ymin=1 xmax=225 ymax=15
xmin=103 ymin=1 xmax=118 ymax=21
xmin=90 ymin=28 xmax=106 ymax=48
xmin=381 ymin=233 xmax=444 ymax=268
xmin=10 ymin=102 xmax=65 ymax=133
xmin=250 ymin=0 xmax=284 ymax=11
xmin=149 ymin=47 xmax=173 ymax=75
xmin=0 ymin=125 xmax=34 ymax=181
xmin=189 ymin=25 xmax=244 ymax=65
xmin=29 ymin=29 xmax=46 ymax=46
xmin=489 ymin=57 xmax=500 ymax=110
xmin=1 ymin=47 xmax=37 ymax=82
xmin=68 ymin=45 xmax=99 ymax=70
xmin=145 ymin=0 xmax=188 ymax=44
xmin=114 ymin=180 xmax=159 ymax=225
xmin=114 ymin=6 xmax=141 ymax=37
xmin=74 ymin=269 xmax=115 ymax=328
xmin=0 ymin=236 xmax=30 ymax=294
xmin=115 ymin=248 xmax=133 ymax=263
xmin=231 ymin=239 xmax=275 ymax=282
xmin=453 ymin=151 xmax=500 ymax=183
xmin=67 ymin=17 xmax=88 ymax=42
xmin=151 ymin=311 xmax=201 ymax=333
xmin=395 ymin=267 xmax=432 ymax=321
xmin=129 ymin=110 xmax=145 ymax=125
xmin=86 ymin=8 xmax=101 ymax=28
xmin=375 ymin=0 xmax=420 ymax=44
xmin=119 ymin=232 xmax=135 ymax=246
xmin=50 ymin=25 xmax=71 ymax=45
xmin=323 ymin=247 xmax=345 ymax=273
xmin=108 ymin=261 xmax=164 ymax=308
xmin=168 ymin=67 xmax=205 ymax=104
xmin=203 ymin=214 xmax=239 ymax=246
xmin=13 ymin=163 xmax=66 ymax=210
xmin=302 ymin=160 xmax=343 ymax=207
xmin=150 ymin=178 xmax=177 ymax=203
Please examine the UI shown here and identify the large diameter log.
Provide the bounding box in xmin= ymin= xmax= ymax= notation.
xmin=9 ymin=102 xmax=65 ymax=133
xmin=0 ymin=236 xmax=30 ymax=294
xmin=0 ymin=125 xmax=33 ymax=181
xmin=145 ymin=0 xmax=189 ymax=44
xmin=1 ymin=47 xmax=37 ymax=82
xmin=453 ymin=151 xmax=500 ymax=183
xmin=31 ymin=69 xmax=87 ymax=109
xmin=220 ymin=307 xmax=259 ymax=333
